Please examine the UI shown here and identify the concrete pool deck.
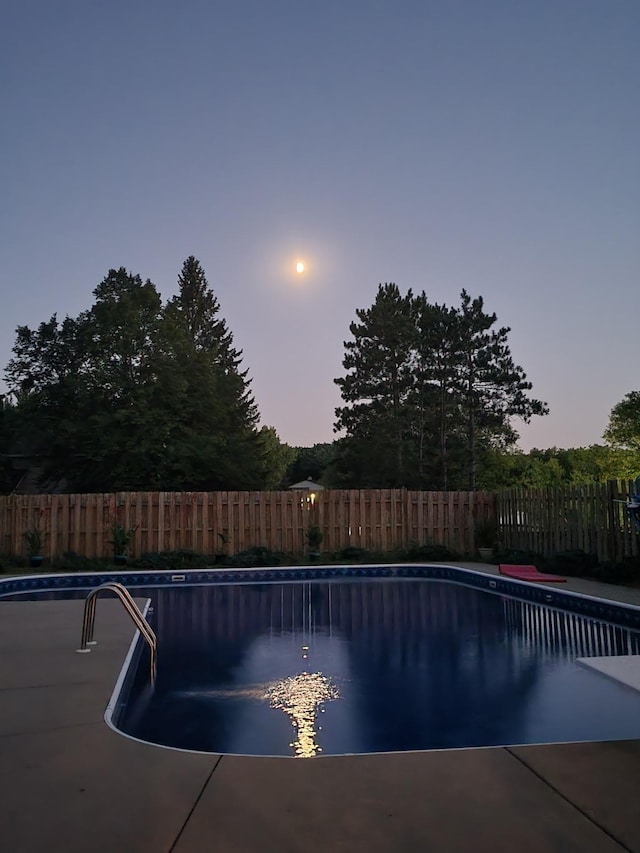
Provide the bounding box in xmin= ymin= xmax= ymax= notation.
xmin=3 ymin=564 xmax=640 ymax=852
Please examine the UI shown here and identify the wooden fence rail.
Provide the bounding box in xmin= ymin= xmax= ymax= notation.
xmin=0 ymin=489 xmax=495 ymax=561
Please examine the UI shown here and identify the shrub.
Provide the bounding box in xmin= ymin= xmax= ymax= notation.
xmin=404 ymin=543 xmax=456 ymax=562
xmin=137 ymin=550 xmax=212 ymax=569
xmin=219 ymin=547 xmax=285 ymax=568
xmin=493 ymin=548 xmax=542 ymax=566
xmin=544 ymin=550 xmax=599 ymax=577
xmin=336 ymin=545 xmax=370 ymax=561
xmin=51 ymin=553 xmax=111 ymax=572
xmin=0 ymin=554 xmax=23 ymax=573
xmin=593 ymin=556 xmax=640 ymax=585
xmin=474 ymin=517 xmax=499 ymax=549
xmin=109 ymin=522 xmax=136 ymax=555
xmin=306 ymin=525 xmax=324 ymax=552
xmin=24 ymin=528 xmax=43 ymax=556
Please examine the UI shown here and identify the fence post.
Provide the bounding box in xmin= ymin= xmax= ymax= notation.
xmin=607 ymin=480 xmax=620 ymax=564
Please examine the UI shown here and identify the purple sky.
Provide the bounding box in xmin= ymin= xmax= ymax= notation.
xmin=2 ymin=1 xmax=638 ymax=451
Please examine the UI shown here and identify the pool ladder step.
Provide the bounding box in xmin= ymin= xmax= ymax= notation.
xmin=76 ymin=582 xmax=157 ymax=683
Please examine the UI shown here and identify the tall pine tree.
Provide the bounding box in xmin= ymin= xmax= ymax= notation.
xmin=334 ymin=285 xmax=548 ymax=489
xmin=159 ymin=256 xmax=264 ymax=489
xmin=334 ymin=283 xmax=417 ymax=486
xmin=412 ymin=297 xmax=465 ymax=489
xmin=455 ymin=290 xmax=548 ymax=489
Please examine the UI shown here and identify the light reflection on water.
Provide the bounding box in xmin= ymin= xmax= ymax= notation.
xmin=265 ymin=671 xmax=339 ymax=757
xmin=175 ymin=667 xmax=340 ymax=757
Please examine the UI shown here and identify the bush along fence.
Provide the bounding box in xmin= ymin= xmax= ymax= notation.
xmin=0 ymin=489 xmax=496 ymax=562
xmin=497 ymin=480 xmax=640 ymax=564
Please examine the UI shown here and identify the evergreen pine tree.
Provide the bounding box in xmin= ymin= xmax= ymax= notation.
xmin=334 ymin=283 xmax=417 ymax=486
xmin=160 ymin=256 xmax=263 ymax=489
xmin=334 ymin=284 xmax=548 ymax=489
xmin=454 ymin=289 xmax=548 ymax=489
xmin=412 ymin=296 xmax=465 ymax=489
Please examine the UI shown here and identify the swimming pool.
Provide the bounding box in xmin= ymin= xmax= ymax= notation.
xmin=5 ymin=565 xmax=640 ymax=758
xmin=112 ymin=572 xmax=640 ymax=758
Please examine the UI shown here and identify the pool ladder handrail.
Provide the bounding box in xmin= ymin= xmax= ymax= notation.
xmin=76 ymin=582 xmax=157 ymax=683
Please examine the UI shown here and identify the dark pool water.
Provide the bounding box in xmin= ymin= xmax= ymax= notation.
xmin=114 ymin=579 xmax=640 ymax=757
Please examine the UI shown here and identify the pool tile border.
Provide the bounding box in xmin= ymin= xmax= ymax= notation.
xmin=3 ymin=563 xmax=640 ymax=630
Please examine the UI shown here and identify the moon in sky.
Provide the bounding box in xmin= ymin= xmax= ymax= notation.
xmin=296 ymin=261 xmax=305 ymax=274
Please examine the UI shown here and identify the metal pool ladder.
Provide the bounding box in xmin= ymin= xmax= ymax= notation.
xmin=76 ymin=582 xmax=157 ymax=682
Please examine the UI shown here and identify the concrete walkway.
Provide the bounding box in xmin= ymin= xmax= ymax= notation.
xmin=3 ymin=568 xmax=640 ymax=852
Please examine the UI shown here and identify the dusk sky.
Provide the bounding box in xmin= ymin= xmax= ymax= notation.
xmin=2 ymin=1 xmax=638 ymax=452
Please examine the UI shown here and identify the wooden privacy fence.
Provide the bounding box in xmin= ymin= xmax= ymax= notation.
xmin=0 ymin=489 xmax=495 ymax=560
xmin=498 ymin=480 xmax=640 ymax=563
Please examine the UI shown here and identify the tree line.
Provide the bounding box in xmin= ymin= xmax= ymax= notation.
xmin=1 ymin=269 xmax=638 ymax=494
xmin=284 ymin=442 xmax=640 ymax=491
xmin=1 ymin=257 xmax=293 ymax=493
